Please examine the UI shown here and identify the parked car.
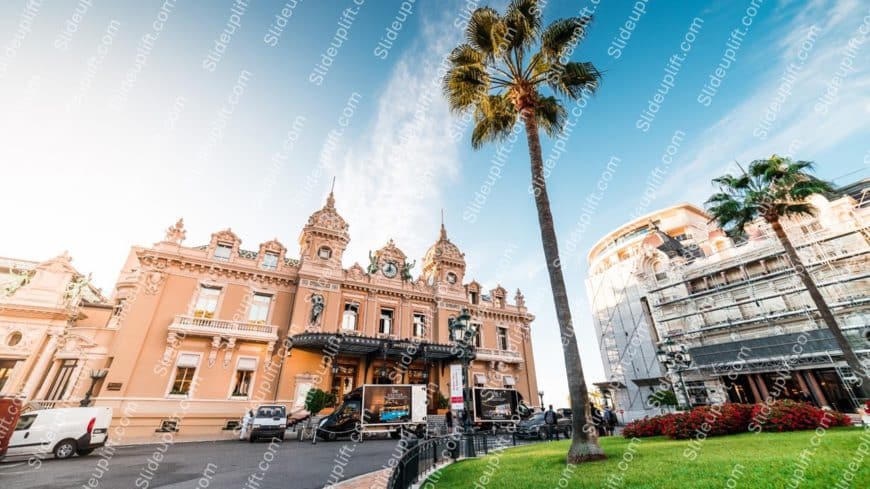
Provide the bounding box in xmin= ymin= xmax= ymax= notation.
xmin=515 ymin=411 xmax=572 ymax=440
xmin=3 ymin=407 xmax=112 ymax=460
xmin=248 ymin=404 xmax=287 ymax=442
xmin=557 ymin=408 xmax=572 ymax=419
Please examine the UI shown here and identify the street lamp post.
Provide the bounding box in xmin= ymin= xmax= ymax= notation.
xmin=448 ymin=308 xmax=476 ymax=457
xmin=538 ymin=390 xmax=545 ymax=410
xmin=80 ymin=369 xmax=108 ymax=407
xmin=656 ymin=341 xmax=692 ymax=410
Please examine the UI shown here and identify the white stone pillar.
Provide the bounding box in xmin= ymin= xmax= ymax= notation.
xmin=21 ymin=335 xmax=59 ymax=399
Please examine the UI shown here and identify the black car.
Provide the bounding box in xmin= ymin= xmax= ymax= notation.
xmin=515 ymin=412 xmax=572 ymax=440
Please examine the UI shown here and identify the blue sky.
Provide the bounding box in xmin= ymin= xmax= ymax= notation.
xmin=2 ymin=0 xmax=868 ymax=406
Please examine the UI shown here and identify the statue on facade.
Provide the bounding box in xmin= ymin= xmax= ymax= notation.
xmin=2 ymin=266 xmax=32 ymax=298
xmin=64 ymin=273 xmax=92 ymax=306
xmin=401 ymin=259 xmax=416 ymax=281
xmin=367 ymin=251 xmax=379 ymax=274
xmin=309 ymin=294 xmax=324 ymax=325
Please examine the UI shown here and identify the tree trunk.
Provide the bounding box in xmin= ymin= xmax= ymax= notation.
xmin=522 ymin=110 xmax=606 ymax=463
xmin=769 ymin=218 xmax=870 ymax=400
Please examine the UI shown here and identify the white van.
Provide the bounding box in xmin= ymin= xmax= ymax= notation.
xmin=4 ymin=407 xmax=112 ymax=460
xmin=247 ymin=404 xmax=286 ymax=442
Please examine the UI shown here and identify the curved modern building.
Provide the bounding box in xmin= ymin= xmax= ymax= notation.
xmin=585 ymin=204 xmax=710 ymax=421
xmin=586 ymin=185 xmax=870 ymax=421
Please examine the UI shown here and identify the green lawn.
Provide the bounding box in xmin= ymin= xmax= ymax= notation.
xmin=425 ymin=428 xmax=869 ymax=489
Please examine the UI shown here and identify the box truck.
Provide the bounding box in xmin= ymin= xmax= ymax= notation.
xmin=316 ymin=384 xmax=427 ymax=441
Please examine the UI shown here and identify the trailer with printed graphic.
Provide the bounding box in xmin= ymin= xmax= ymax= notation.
xmin=315 ymin=384 xmax=428 ymax=441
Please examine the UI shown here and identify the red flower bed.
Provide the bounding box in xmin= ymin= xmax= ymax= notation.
xmin=750 ymin=400 xmax=851 ymax=432
xmin=623 ymin=401 xmax=848 ymax=439
xmin=622 ymin=414 xmax=677 ymax=438
xmin=663 ymin=403 xmax=754 ymax=439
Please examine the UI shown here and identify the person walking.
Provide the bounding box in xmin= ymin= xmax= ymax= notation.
xmin=445 ymin=409 xmax=454 ymax=435
xmin=603 ymin=407 xmax=617 ymax=436
xmin=590 ymin=403 xmax=605 ymax=436
xmin=544 ymin=405 xmax=557 ymax=441
xmin=239 ymin=409 xmax=253 ymax=440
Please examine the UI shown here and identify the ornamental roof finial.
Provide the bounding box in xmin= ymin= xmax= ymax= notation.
xmin=326 ymin=182 xmax=336 ymax=209
xmin=440 ymin=209 xmax=447 ymax=240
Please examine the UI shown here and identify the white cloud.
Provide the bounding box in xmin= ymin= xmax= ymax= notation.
xmin=326 ymin=10 xmax=464 ymax=265
xmin=659 ymin=0 xmax=870 ymax=206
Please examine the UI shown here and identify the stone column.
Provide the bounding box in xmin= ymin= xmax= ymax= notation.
xmin=746 ymin=374 xmax=762 ymax=403
xmin=793 ymin=371 xmax=812 ymax=398
xmin=803 ymin=371 xmax=830 ymax=409
xmin=754 ymin=374 xmax=770 ymax=400
xmin=21 ymin=334 xmax=59 ymax=399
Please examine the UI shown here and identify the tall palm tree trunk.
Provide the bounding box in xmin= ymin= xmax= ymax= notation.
xmin=522 ymin=110 xmax=606 ymax=463
xmin=769 ymin=219 xmax=870 ymax=400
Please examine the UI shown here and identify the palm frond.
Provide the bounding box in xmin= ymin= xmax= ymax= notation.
xmin=443 ymin=64 xmax=490 ymax=113
xmin=541 ymin=17 xmax=591 ymax=61
xmin=789 ymin=178 xmax=834 ymax=200
xmin=471 ymin=95 xmax=518 ymax=149
xmin=545 ymin=61 xmax=600 ymax=98
xmin=535 ymin=96 xmax=567 ymax=137
xmin=448 ymin=44 xmax=485 ymax=68
xmin=503 ymin=0 xmax=542 ymax=48
xmin=707 ymin=154 xmax=832 ymax=233
xmin=466 ymin=7 xmax=507 ymax=58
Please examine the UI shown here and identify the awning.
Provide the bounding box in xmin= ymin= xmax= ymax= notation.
xmin=503 ymin=375 xmax=516 ymax=386
xmin=289 ymin=332 xmax=460 ymax=361
xmin=474 ymin=374 xmax=487 ymax=385
xmin=176 ymin=353 xmax=199 ymax=368
xmin=237 ymin=357 xmax=257 ymax=371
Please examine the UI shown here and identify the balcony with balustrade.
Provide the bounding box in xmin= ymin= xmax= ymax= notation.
xmin=168 ymin=315 xmax=278 ymax=343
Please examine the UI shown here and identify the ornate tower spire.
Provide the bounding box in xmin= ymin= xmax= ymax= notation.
xmin=299 ymin=187 xmax=349 ymax=266
xmin=422 ymin=214 xmax=465 ymax=285
xmin=326 ymin=177 xmax=336 ymax=208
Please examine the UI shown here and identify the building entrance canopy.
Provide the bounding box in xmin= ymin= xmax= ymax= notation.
xmin=290 ymin=332 xmax=460 ymax=361
xmin=691 ymin=329 xmax=842 ymax=372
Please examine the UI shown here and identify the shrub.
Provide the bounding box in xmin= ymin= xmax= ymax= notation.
xmin=623 ymin=413 xmax=677 ymax=438
xmin=663 ymin=404 xmax=753 ymax=440
xmin=750 ymin=399 xmax=852 ymax=432
xmin=304 ymin=388 xmax=336 ymax=414
xmin=623 ymin=401 xmax=848 ymax=439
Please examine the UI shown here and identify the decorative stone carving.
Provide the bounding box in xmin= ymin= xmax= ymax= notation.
xmin=163 ymin=332 xmax=178 ymax=364
xmin=265 ymin=341 xmax=276 ymax=368
xmin=347 ymin=262 xmax=367 ymax=281
xmin=143 ymin=270 xmax=165 ymax=295
xmin=165 ymin=218 xmax=186 ymax=244
xmin=223 ymin=337 xmax=236 ymax=368
xmin=208 ymin=336 xmax=222 ymax=367
xmin=515 ymin=289 xmax=525 ymax=308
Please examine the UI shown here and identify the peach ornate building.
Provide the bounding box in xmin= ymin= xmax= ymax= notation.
xmin=0 ymin=254 xmax=113 ymax=408
xmin=1 ymin=193 xmax=539 ymax=441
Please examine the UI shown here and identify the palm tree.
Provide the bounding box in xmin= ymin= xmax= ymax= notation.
xmin=706 ymin=155 xmax=869 ymax=399
xmin=442 ymin=0 xmax=605 ymax=463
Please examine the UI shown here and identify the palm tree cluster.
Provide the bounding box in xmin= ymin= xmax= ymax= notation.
xmin=443 ymin=0 xmax=605 ymax=463
xmin=707 ymin=155 xmax=869 ymax=399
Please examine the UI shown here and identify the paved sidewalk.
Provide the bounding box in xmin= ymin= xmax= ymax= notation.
xmin=331 ymin=468 xmax=391 ymax=488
